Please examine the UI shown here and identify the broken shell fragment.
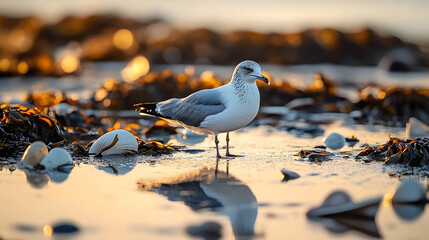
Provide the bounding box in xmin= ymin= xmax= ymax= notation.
xmin=89 ymin=129 xmax=138 ymax=156
xmin=40 ymin=148 xmax=73 ymax=171
xmin=20 ymin=141 xmax=49 ymax=168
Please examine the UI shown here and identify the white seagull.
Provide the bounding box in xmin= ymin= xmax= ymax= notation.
xmin=135 ymin=60 xmax=269 ymax=158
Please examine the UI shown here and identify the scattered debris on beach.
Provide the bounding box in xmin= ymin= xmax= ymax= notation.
xmin=296 ymin=149 xmax=334 ymax=162
xmin=356 ymin=137 xmax=429 ymax=166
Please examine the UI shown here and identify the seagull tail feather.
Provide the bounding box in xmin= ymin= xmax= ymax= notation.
xmin=134 ymin=102 xmax=172 ymax=120
xmin=134 ymin=102 xmax=161 ymax=117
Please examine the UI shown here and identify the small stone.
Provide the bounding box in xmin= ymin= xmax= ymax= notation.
xmin=52 ymin=222 xmax=79 ymax=234
xmin=186 ymin=221 xmax=222 ymax=239
xmin=323 ymin=133 xmax=346 ymax=150
xmin=281 ymin=168 xmax=300 ymax=181
xmin=9 ymin=165 xmax=16 ymax=172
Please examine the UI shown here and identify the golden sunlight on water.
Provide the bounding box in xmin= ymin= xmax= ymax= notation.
xmin=0 ymin=125 xmax=428 ymax=239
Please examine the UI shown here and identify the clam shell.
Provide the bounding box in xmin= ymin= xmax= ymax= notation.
xmin=306 ymin=191 xmax=382 ymax=218
xmin=40 ymin=148 xmax=73 ymax=170
xmin=20 ymin=141 xmax=49 ymax=168
xmin=392 ymin=179 xmax=427 ymax=203
xmin=89 ymin=129 xmax=138 ymax=156
xmin=323 ymin=133 xmax=345 ymax=150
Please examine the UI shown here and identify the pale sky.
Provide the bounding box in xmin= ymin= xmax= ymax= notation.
xmin=1 ymin=0 xmax=429 ymax=42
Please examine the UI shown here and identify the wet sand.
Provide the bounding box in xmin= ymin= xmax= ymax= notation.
xmin=1 ymin=120 xmax=428 ymax=239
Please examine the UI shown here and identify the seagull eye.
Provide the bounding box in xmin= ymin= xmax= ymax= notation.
xmin=242 ymin=67 xmax=252 ymax=73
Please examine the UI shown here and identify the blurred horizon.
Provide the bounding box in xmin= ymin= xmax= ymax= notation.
xmin=1 ymin=0 xmax=429 ymax=43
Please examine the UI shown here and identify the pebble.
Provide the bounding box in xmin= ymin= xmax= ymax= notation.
xmin=52 ymin=222 xmax=80 ymax=234
xmin=323 ymin=133 xmax=346 ymax=150
xmin=281 ymin=168 xmax=301 ymax=181
xmin=40 ymin=148 xmax=73 ymax=171
xmin=186 ymin=221 xmax=222 ymax=239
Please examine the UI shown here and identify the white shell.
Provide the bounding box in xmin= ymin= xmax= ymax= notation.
xmin=392 ymin=179 xmax=427 ymax=203
xmin=306 ymin=191 xmax=382 ymax=218
xmin=323 ymin=132 xmax=346 ymax=150
xmin=281 ymin=168 xmax=300 ymax=180
xmin=40 ymin=148 xmax=73 ymax=170
xmin=406 ymin=117 xmax=429 ymax=138
xmin=89 ymin=129 xmax=138 ymax=156
xmin=20 ymin=141 xmax=49 ymax=168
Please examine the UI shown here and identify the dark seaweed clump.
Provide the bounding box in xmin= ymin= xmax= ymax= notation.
xmin=89 ymin=69 xmax=429 ymax=127
xmin=0 ymin=14 xmax=425 ymax=77
xmin=356 ymin=137 xmax=429 ymax=166
xmin=0 ymin=103 xmax=178 ymax=161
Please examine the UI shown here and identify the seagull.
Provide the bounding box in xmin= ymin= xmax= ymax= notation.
xmin=134 ymin=60 xmax=269 ymax=158
xmin=138 ymin=167 xmax=258 ymax=236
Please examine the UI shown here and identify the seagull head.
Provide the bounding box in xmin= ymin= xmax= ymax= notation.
xmin=232 ymin=60 xmax=270 ymax=85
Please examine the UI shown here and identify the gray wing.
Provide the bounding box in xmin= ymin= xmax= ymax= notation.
xmin=158 ymin=89 xmax=227 ymax=127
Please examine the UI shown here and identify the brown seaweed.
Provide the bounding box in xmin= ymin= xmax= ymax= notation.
xmin=356 ymin=137 xmax=429 ymax=166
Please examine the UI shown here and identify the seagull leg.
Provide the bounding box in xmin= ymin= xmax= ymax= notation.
xmin=215 ymin=134 xmax=222 ymax=159
xmin=225 ymin=132 xmax=243 ymax=157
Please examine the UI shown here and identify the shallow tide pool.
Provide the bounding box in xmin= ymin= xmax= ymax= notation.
xmin=1 ymin=122 xmax=428 ymax=239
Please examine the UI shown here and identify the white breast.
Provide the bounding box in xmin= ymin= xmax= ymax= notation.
xmin=200 ymin=83 xmax=260 ymax=134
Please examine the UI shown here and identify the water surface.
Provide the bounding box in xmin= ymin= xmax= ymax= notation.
xmin=1 ymin=122 xmax=428 ymax=239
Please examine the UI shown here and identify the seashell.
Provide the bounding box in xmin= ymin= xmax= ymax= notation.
xmin=281 ymin=168 xmax=300 ymax=181
xmin=89 ymin=129 xmax=138 ymax=156
xmin=392 ymin=179 xmax=427 ymax=203
xmin=406 ymin=117 xmax=429 ymax=138
xmin=20 ymin=141 xmax=49 ymax=168
xmin=323 ymin=133 xmax=346 ymax=150
xmin=40 ymin=148 xmax=73 ymax=171
xmin=307 ymin=190 xmax=382 ymax=218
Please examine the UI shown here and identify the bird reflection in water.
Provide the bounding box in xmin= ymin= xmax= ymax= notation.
xmin=138 ymin=164 xmax=258 ymax=237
